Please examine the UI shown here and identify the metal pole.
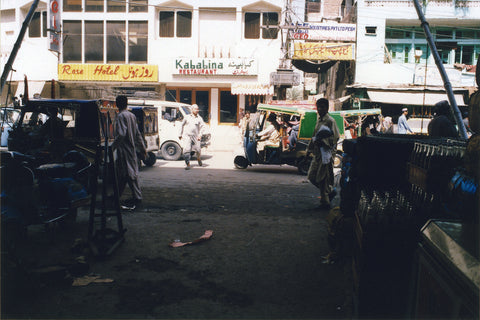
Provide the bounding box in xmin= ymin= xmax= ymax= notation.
xmin=0 ymin=0 xmax=40 ymax=95
xmin=412 ymin=0 xmax=468 ymax=139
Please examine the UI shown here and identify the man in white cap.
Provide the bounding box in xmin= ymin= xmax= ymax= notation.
xmin=398 ymin=107 xmax=413 ymax=134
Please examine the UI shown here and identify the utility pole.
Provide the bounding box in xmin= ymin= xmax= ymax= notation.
xmin=412 ymin=0 xmax=468 ymax=139
xmin=268 ymin=0 xmax=302 ymax=99
xmin=0 ymin=0 xmax=40 ymax=95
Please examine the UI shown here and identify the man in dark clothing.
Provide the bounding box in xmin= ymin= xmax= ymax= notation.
xmin=428 ymin=100 xmax=458 ymax=138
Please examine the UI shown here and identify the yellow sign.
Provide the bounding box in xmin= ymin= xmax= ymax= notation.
xmin=58 ymin=64 xmax=158 ymax=82
xmin=293 ymin=42 xmax=355 ymax=60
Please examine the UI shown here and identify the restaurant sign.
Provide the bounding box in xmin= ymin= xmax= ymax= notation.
xmin=293 ymin=42 xmax=355 ymax=61
xmin=173 ymin=58 xmax=257 ymax=76
xmin=292 ymin=23 xmax=356 ymax=42
xmin=58 ymin=64 xmax=158 ymax=82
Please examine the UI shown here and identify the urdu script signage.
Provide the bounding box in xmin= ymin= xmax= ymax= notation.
xmin=58 ymin=64 xmax=158 ymax=82
xmin=173 ymin=58 xmax=258 ymax=76
xmin=293 ymin=43 xmax=355 ymax=60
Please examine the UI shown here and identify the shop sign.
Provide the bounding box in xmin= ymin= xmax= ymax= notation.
xmin=173 ymin=58 xmax=257 ymax=76
xmin=231 ymin=83 xmax=273 ymax=95
xmin=293 ymin=42 xmax=355 ymax=61
xmin=48 ymin=0 xmax=61 ymax=52
xmin=292 ymin=23 xmax=356 ymax=41
xmin=58 ymin=64 xmax=158 ymax=82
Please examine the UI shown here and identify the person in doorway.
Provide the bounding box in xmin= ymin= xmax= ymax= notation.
xmin=307 ymin=98 xmax=340 ymax=209
xmin=113 ymin=95 xmax=147 ymax=210
xmin=398 ymin=108 xmax=413 ymax=134
xmin=428 ymin=100 xmax=458 ymax=138
xmin=179 ymin=104 xmax=206 ymax=170
xmin=239 ymin=111 xmax=251 ymax=138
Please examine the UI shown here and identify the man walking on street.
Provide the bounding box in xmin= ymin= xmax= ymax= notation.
xmin=179 ymin=104 xmax=206 ymax=170
xmin=113 ymin=95 xmax=146 ymax=210
xmin=398 ymin=108 xmax=413 ymax=134
xmin=307 ymin=98 xmax=340 ymax=209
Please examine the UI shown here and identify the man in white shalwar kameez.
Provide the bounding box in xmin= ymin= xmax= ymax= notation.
xmin=179 ymin=104 xmax=206 ymax=170
xmin=113 ymin=95 xmax=146 ymax=209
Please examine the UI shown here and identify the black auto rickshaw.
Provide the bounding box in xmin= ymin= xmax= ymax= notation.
xmin=8 ymin=99 xmax=117 ymax=164
xmin=128 ymin=106 xmax=159 ymax=166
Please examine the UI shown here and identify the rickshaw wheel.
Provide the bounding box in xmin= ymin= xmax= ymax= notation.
xmin=161 ymin=142 xmax=182 ymax=161
xmin=234 ymin=156 xmax=248 ymax=169
xmin=297 ymin=156 xmax=311 ymax=175
xmin=334 ymin=153 xmax=343 ymax=168
xmin=143 ymin=152 xmax=157 ymax=166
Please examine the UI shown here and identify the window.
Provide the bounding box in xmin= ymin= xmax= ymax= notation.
xmin=128 ymin=21 xmax=148 ymax=63
xmin=436 ymin=29 xmax=452 ymax=39
xmin=159 ymin=12 xmax=174 ymax=37
xmin=63 ymin=21 xmax=82 ymax=62
xmin=166 ymin=88 xmax=210 ymax=123
xmin=365 ymin=26 xmax=377 ymax=35
xmin=455 ymin=45 xmax=474 ymax=64
xmin=85 ymin=21 xmax=104 ymax=63
xmin=245 ymin=12 xmax=279 ymax=39
xmin=219 ymin=90 xmax=238 ymax=124
xmin=107 ymin=21 xmax=125 ymax=63
xmin=245 ymin=13 xmax=260 ymax=39
xmin=29 ymin=11 xmax=47 ymax=38
xmin=108 ymin=0 xmax=126 ymax=12
xmin=196 ymin=91 xmax=210 ymax=123
xmin=386 ymin=27 xmax=411 ymax=39
xmin=130 ymin=0 xmax=148 ymax=12
xmin=177 ymin=11 xmax=192 ymax=38
xmin=63 ymin=0 xmax=82 ymax=12
xmin=86 ymin=0 xmax=104 ymax=12
xmin=262 ymin=12 xmax=278 ymax=39
xmin=159 ymin=11 xmax=192 ymax=38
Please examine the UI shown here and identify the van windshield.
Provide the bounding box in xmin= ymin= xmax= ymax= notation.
xmin=181 ymin=105 xmax=191 ymax=115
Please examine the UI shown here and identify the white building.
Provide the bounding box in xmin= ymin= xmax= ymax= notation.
xmin=353 ymin=0 xmax=480 ymax=115
xmin=1 ymin=0 xmax=307 ymax=149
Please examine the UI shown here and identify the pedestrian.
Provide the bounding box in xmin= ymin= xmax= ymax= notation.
xmin=428 ymin=100 xmax=458 ymax=138
xmin=112 ymin=95 xmax=147 ymax=210
xmin=179 ymin=104 xmax=206 ymax=170
xmin=397 ymin=107 xmax=413 ymax=134
xmin=307 ymin=98 xmax=340 ymax=209
xmin=238 ymin=110 xmax=251 ymax=139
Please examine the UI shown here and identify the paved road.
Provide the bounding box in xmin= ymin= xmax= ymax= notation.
xmin=3 ymin=150 xmax=351 ymax=320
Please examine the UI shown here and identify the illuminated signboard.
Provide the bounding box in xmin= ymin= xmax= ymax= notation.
xmin=293 ymin=42 xmax=355 ymax=61
xmin=58 ymin=64 xmax=158 ymax=82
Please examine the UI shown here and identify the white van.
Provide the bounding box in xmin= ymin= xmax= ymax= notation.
xmin=127 ymin=99 xmax=210 ymax=160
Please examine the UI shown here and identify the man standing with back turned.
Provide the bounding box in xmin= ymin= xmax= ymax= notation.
xmin=307 ymin=98 xmax=340 ymax=209
xmin=179 ymin=104 xmax=206 ymax=170
xmin=113 ymin=95 xmax=146 ymax=210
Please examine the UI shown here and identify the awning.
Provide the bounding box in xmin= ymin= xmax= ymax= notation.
xmin=15 ymin=81 xmax=45 ymax=99
xmin=367 ymin=90 xmax=466 ymax=106
xmin=292 ymin=59 xmax=336 ymax=73
xmin=231 ymin=83 xmax=273 ymax=95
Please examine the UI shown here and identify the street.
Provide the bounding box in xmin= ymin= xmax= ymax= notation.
xmin=3 ymin=150 xmax=351 ymax=319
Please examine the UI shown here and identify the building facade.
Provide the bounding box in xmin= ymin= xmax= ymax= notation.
xmin=1 ymin=0 xmax=308 ymax=148
xmin=353 ymin=0 xmax=480 ymax=116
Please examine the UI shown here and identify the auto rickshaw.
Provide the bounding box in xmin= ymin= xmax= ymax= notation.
xmin=128 ymin=106 xmax=159 ymax=166
xmin=233 ymin=101 xmax=382 ymax=173
xmin=8 ymin=99 xmax=118 ymax=164
xmin=329 ymin=108 xmax=382 ymax=167
xmin=234 ymin=102 xmax=318 ymax=174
